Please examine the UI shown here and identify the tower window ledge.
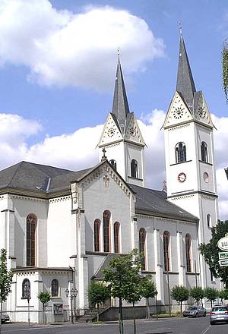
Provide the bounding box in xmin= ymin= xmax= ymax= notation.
xmin=199 ymin=160 xmax=212 ymax=166
xmin=170 ymin=160 xmax=192 ymax=166
xmin=128 ymin=176 xmax=143 ymax=181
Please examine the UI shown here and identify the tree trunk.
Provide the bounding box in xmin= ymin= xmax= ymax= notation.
xmin=133 ymin=302 xmax=136 ymax=334
xmin=146 ymin=298 xmax=150 ymax=319
xmin=118 ymin=297 xmax=124 ymax=334
xmin=96 ymin=304 xmax=99 ymax=322
xmin=0 ymin=300 xmax=2 ymax=334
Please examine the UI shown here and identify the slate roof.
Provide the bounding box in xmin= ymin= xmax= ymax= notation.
xmin=0 ymin=161 xmax=93 ymax=197
xmin=0 ymin=160 xmax=198 ymax=222
xmin=176 ymin=35 xmax=196 ymax=111
xmin=112 ymin=59 xmax=131 ymax=133
xmin=129 ymin=184 xmax=198 ymax=222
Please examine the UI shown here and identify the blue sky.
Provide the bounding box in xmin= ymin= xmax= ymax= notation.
xmin=0 ymin=0 xmax=227 ymax=218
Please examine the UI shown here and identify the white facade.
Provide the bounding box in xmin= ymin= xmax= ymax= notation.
xmin=0 ymin=36 xmax=221 ymax=323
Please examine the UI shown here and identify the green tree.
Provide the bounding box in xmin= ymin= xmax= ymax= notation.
xmin=103 ymin=249 xmax=142 ymax=334
xmin=204 ymin=287 xmax=218 ymax=308
xmin=222 ymin=41 xmax=228 ymax=102
xmin=88 ymin=281 xmax=110 ymax=321
xmin=0 ymin=249 xmax=13 ymax=333
xmin=38 ymin=292 xmax=51 ymax=324
xmin=199 ymin=220 xmax=228 ymax=288
xmin=140 ymin=276 xmax=157 ymax=319
xmin=219 ymin=289 xmax=228 ymax=303
xmin=171 ymin=286 xmax=189 ymax=314
xmin=190 ymin=287 xmax=204 ymax=305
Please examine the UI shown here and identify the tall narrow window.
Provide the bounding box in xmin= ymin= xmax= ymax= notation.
xmin=207 ymin=214 xmax=211 ymax=228
xmin=94 ymin=219 xmax=101 ymax=252
xmin=139 ymin=228 xmax=146 ymax=270
xmin=51 ymin=279 xmax=59 ymax=297
xmin=163 ymin=231 xmax=170 ymax=272
xmin=22 ymin=279 xmax=31 ymax=299
xmin=26 ymin=214 xmax=37 ymax=266
xmin=110 ymin=159 xmax=117 ymax=170
xmin=103 ymin=210 xmax=111 ymax=252
xmin=201 ymin=141 xmax=208 ymax=162
xmin=114 ymin=222 xmax=120 ymax=253
xmin=185 ymin=234 xmax=192 ymax=272
xmin=131 ymin=159 xmax=138 ymax=178
xmin=175 ymin=142 xmax=186 ymax=163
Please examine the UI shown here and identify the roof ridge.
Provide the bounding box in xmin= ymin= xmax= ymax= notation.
xmin=7 ymin=161 xmax=25 ymax=188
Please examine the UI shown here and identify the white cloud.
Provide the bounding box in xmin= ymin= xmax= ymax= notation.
xmin=0 ymin=0 xmax=165 ymax=90
xmin=0 ymin=110 xmax=227 ymax=220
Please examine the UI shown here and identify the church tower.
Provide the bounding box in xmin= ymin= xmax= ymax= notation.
xmin=163 ymin=34 xmax=218 ymax=288
xmin=98 ymin=58 xmax=145 ymax=186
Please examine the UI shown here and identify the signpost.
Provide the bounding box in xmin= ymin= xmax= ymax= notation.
xmin=219 ymin=259 xmax=228 ymax=267
xmin=218 ymin=234 xmax=228 ymax=267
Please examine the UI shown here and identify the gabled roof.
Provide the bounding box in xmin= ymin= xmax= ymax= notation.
xmin=0 ymin=161 xmax=197 ymax=222
xmin=129 ymin=184 xmax=198 ymax=222
xmin=0 ymin=161 xmax=93 ymax=196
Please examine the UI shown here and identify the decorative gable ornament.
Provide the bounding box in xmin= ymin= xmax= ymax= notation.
xmin=163 ymin=91 xmax=192 ymax=128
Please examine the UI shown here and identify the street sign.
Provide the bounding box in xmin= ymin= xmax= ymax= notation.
xmin=217 ymin=234 xmax=228 ymax=251
xmin=219 ymin=259 xmax=228 ymax=267
xmin=219 ymin=252 xmax=228 ymax=260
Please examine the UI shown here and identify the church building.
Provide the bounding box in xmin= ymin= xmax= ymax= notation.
xmin=0 ymin=35 xmax=219 ymax=322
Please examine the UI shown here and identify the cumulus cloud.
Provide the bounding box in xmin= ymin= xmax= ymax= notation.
xmin=0 ymin=0 xmax=165 ymax=90
xmin=0 ymin=110 xmax=227 ymax=220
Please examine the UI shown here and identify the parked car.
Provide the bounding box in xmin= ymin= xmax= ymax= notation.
xmin=1 ymin=313 xmax=10 ymax=323
xmin=183 ymin=306 xmax=206 ymax=318
xmin=210 ymin=305 xmax=228 ymax=325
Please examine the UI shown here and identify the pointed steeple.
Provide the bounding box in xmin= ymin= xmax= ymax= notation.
xmin=176 ymin=35 xmax=196 ymax=110
xmin=112 ymin=57 xmax=130 ymax=132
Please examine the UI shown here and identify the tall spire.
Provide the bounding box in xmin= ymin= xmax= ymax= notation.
xmin=176 ymin=35 xmax=196 ymax=110
xmin=112 ymin=55 xmax=130 ymax=132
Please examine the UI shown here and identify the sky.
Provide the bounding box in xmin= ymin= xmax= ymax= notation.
xmin=0 ymin=0 xmax=227 ymax=219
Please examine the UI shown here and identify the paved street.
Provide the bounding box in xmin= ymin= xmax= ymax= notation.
xmin=1 ymin=316 xmax=228 ymax=334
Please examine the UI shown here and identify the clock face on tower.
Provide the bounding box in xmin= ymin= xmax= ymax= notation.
xmin=130 ymin=127 xmax=136 ymax=136
xmin=108 ymin=127 xmax=115 ymax=137
xmin=198 ymin=106 xmax=206 ymax=118
xmin=178 ymin=172 xmax=186 ymax=182
xmin=173 ymin=106 xmax=184 ymax=119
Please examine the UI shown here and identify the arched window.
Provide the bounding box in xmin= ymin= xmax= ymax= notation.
xmin=175 ymin=142 xmax=186 ymax=163
xmin=201 ymin=141 xmax=208 ymax=162
xmin=139 ymin=228 xmax=146 ymax=270
xmin=94 ymin=219 xmax=101 ymax=252
xmin=103 ymin=210 xmax=111 ymax=252
xmin=114 ymin=222 xmax=120 ymax=253
xmin=163 ymin=231 xmax=170 ymax=272
xmin=51 ymin=279 xmax=59 ymax=297
xmin=22 ymin=279 xmax=31 ymax=299
xmin=110 ymin=159 xmax=117 ymax=170
xmin=131 ymin=159 xmax=138 ymax=178
xmin=26 ymin=214 xmax=37 ymax=267
xmin=207 ymin=214 xmax=211 ymax=228
xmin=185 ymin=234 xmax=192 ymax=272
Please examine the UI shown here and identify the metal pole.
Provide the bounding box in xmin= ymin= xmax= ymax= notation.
xmin=194 ymin=261 xmax=198 ymax=288
xmin=166 ymin=252 xmax=171 ymax=317
xmin=70 ymin=296 xmax=74 ymax=324
xmin=27 ymin=298 xmax=30 ymax=326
